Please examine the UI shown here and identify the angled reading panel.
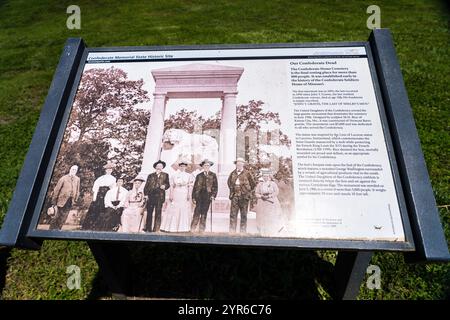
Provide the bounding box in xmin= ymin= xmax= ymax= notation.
xmin=0 ymin=31 xmax=446 ymax=259
xmin=369 ymin=29 xmax=449 ymax=262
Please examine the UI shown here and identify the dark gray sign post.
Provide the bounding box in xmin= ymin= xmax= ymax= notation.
xmin=0 ymin=29 xmax=448 ymax=300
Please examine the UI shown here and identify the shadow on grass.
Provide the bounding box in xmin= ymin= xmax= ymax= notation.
xmin=87 ymin=244 xmax=336 ymax=300
xmin=0 ymin=247 xmax=11 ymax=299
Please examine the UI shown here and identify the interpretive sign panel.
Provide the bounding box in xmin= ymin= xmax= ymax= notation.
xmin=3 ymin=31 xmax=448 ymax=302
xmin=29 ymin=44 xmax=409 ymax=244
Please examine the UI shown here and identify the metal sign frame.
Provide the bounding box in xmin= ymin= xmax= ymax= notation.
xmin=1 ymin=29 xmax=448 ymax=263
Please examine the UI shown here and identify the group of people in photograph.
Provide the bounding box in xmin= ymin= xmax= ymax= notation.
xmin=47 ymin=157 xmax=289 ymax=237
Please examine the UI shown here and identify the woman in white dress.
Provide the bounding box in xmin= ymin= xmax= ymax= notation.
xmin=82 ymin=162 xmax=116 ymax=230
xmin=120 ymin=175 xmax=146 ymax=233
xmin=101 ymin=177 xmax=128 ymax=231
xmin=255 ymin=168 xmax=284 ymax=237
xmin=161 ymin=161 xmax=194 ymax=232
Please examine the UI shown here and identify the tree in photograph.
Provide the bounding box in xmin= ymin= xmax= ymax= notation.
xmin=202 ymin=110 xmax=221 ymax=131
xmin=53 ymin=67 xmax=150 ymax=202
xmin=274 ymin=157 xmax=293 ymax=183
xmin=66 ymin=67 xmax=149 ymax=143
xmin=108 ymin=106 xmax=151 ymax=184
xmin=51 ymin=139 xmax=111 ymax=202
xmin=164 ymin=108 xmax=204 ymax=133
xmin=237 ymin=100 xmax=282 ymax=165
xmin=279 ymin=130 xmax=292 ymax=148
xmin=237 ymin=100 xmax=281 ymax=130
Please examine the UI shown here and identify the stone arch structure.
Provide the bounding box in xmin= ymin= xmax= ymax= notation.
xmin=141 ymin=63 xmax=244 ymax=188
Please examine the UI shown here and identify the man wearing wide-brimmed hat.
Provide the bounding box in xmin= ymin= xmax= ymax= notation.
xmin=227 ymin=157 xmax=256 ymax=233
xmin=191 ymin=159 xmax=218 ymax=233
xmin=143 ymin=160 xmax=170 ymax=232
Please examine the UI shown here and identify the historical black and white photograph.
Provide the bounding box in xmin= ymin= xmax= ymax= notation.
xmin=37 ymin=55 xmax=296 ymax=238
xmin=37 ymin=47 xmax=407 ymax=241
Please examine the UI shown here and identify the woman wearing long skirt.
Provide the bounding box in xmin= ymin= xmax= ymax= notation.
xmin=161 ymin=161 xmax=194 ymax=232
xmin=255 ymin=168 xmax=284 ymax=237
xmin=98 ymin=177 xmax=128 ymax=231
xmin=120 ymin=175 xmax=146 ymax=233
xmin=82 ymin=162 xmax=116 ymax=230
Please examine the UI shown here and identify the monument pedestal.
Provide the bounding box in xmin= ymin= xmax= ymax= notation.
xmin=214 ymin=173 xmax=231 ymax=214
xmin=217 ymin=173 xmax=230 ymax=197
xmin=212 ymin=197 xmax=230 ymax=214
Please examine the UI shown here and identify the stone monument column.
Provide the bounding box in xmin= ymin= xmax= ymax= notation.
xmin=217 ymin=92 xmax=237 ymax=198
xmin=141 ymin=93 xmax=167 ymax=175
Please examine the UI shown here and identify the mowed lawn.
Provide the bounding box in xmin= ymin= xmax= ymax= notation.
xmin=0 ymin=0 xmax=449 ymax=299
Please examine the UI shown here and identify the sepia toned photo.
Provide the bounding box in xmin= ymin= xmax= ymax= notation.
xmin=36 ymin=46 xmax=408 ymax=242
xmin=37 ymin=56 xmax=296 ymax=238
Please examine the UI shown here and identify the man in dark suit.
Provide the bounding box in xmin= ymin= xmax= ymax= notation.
xmin=227 ymin=157 xmax=256 ymax=233
xmin=49 ymin=165 xmax=80 ymax=230
xmin=143 ymin=160 xmax=170 ymax=232
xmin=191 ymin=159 xmax=218 ymax=233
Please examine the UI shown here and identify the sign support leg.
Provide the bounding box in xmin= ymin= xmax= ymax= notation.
xmin=88 ymin=242 xmax=132 ymax=299
xmin=0 ymin=246 xmax=11 ymax=297
xmin=334 ymin=250 xmax=373 ymax=300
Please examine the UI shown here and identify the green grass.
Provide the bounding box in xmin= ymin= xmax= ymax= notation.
xmin=0 ymin=0 xmax=449 ymax=299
